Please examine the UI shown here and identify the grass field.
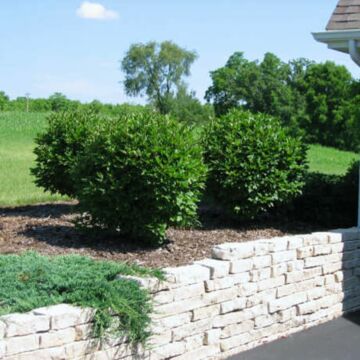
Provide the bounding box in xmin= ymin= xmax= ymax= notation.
xmin=0 ymin=112 xmax=66 ymax=206
xmin=307 ymin=144 xmax=359 ymax=176
xmin=0 ymin=112 xmax=358 ymax=207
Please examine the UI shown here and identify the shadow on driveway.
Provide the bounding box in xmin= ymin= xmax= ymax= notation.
xmin=228 ymin=311 xmax=360 ymax=360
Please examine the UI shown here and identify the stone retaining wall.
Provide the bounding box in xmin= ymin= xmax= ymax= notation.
xmin=1 ymin=228 xmax=360 ymax=359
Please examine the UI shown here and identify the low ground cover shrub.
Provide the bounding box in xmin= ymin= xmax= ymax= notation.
xmin=0 ymin=252 xmax=162 ymax=343
xmin=32 ymin=111 xmax=104 ymax=197
xmin=204 ymin=109 xmax=307 ymax=220
xmin=73 ymin=111 xmax=207 ymax=245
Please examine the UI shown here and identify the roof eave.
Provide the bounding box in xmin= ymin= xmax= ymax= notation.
xmin=312 ymin=29 xmax=360 ymax=54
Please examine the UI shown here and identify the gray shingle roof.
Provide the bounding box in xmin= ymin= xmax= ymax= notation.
xmin=327 ymin=0 xmax=360 ymax=30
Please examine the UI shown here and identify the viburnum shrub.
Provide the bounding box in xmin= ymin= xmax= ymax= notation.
xmin=32 ymin=111 xmax=103 ymax=197
xmin=73 ymin=111 xmax=207 ymax=246
xmin=204 ymin=109 xmax=307 ymax=219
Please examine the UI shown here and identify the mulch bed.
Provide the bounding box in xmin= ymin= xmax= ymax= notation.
xmin=0 ymin=201 xmax=324 ymax=268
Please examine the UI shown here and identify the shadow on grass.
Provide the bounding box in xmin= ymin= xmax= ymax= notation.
xmin=0 ymin=202 xmax=77 ymax=219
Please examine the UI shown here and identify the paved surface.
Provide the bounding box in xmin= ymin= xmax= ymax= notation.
xmin=228 ymin=311 xmax=360 ymax=360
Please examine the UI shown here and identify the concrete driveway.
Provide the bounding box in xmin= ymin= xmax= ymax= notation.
xmin=228 ymin=311 xmax=360 ymax=360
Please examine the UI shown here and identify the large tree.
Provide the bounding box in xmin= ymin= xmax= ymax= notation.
xmin=121 ymin=41 xmax=197 ymax=114
xmin=205 ymin=52 xmax=295 ymax=122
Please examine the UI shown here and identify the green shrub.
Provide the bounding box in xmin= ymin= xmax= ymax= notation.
xmin=204 ymin=109 xmax=307 ymax=219
xmin=73 ymin=111 xmax=207 ymax=245
xmin=31 ymin=111 xmax=103 ymax=197
xmin=0 ymin=252 xmax=163 ymax=343
xmin=279 ymin=161 xmax=359 ymax=228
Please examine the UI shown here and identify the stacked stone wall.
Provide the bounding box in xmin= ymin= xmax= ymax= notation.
xmin=2 ymin=228 xmax=360 ymax=359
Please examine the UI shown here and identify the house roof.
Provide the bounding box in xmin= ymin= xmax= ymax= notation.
xmin=327 ymin=0 xmax=360 ymax=30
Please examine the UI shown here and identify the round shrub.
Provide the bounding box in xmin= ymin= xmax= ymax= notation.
xmin=31 ymin=111 xmax=102 ymax=197
xmin=73 ymin=111 xmax=207 ymax=246
xmin=204 ymin=109 xmax=307 ymax=219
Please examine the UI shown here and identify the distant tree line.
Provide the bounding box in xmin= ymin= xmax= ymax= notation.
xmin=205 ymin=52 xmax=360 ymax=152
xmin=1 ymin=41 xmax=359 ymax=151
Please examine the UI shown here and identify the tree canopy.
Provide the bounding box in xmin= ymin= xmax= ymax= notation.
xmin=121 ymin=41 xmax=197 ymax=114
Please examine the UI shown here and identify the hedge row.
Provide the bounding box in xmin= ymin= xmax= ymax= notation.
xmin=32 ymin=109 xmax=314 ymax=245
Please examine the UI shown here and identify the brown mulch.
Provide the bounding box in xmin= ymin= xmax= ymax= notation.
xmin=0 ymin=202 xmax=323 ymax=268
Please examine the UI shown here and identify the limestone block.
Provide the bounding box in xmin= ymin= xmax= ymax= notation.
xmin=258 ymin=276 xmax=285 ymax=291
xmin=33 ymin=304 xmax=94 ymax=330
xmin=172 ymin=283 xmax=205 ymax=301
xmin=296 ymin=246 xmax=314 ymax=259
xmin=192 ymin=305 xmax=220 ymax=322
xmin=205 ymin=277 xmax=234 ymax=292
xmin=74 ymin=323 xmax=95 ymax=341
xmin=287 ymin=236 xmax=304 ymax=250
xmin=323 ymin=262 xmax=342 ymax=275
xmin=220 ymin=298 xmax=246 ymax=314
xmin=184 ymin=334 xmax=203 ymax=352
xmin=149 ymin=331 xmax=172 ymax=347
xmin=253 ymin=255 xmax=271 ymax=269
xmin=204 ymin=329 xmax=221 ymax=345
xmin=230 ymin=259 xmax=252 ymax=274
xmin=172 ymin=319 xmax=211 ymax=341
xmin=331 ymin=243 xmax=344 ymax=253
xmin=195 ymin=259 xmax=230 ymax=279
xmin=313 ymin=245 xmax=331 ymax=256
xmin=4 ymin=334 xmax=39 ymax=356
xmin=334 ymin=271 xmax=344 ymax=283
xmin=269 ymin=292 xmax=307 ymax=313
xmin=220 ymin=332 xmax=252 ymax=352
xmin=153 ymin=290 xmax=174 ymax=305
xmin=297 ymin=301 xmax=321 ymax=315
xmin=0 ymin=321 xmax=5 ymax=340
xmin=151 ymin=342 xmax=185 ymax=360
xmin=213 ymin=304 xmax=267 ymax=328
xmin=1 ymin=313 xmax=50 ymax=338
xmin=152 ymin=313 xmax=192 ymax=332
xmin=263 ymin=237 xmax=289 ymax=252
xmin=212 ymin=242 xmax=254 ymax=261
xmin=5 ymin=346 xmax=66 ymax=360
xmin=250 ymin=268 xmax=271 ymax=282
xmin=238 ymin=282 xmax=258 ymax=296
xmin=39 ymin=328 xmax=76 ymax=349
xmin=304 ymin=256 xmax=326 ymax=268
xmin=254 ymin=242 xmax=270 ymax=256
xmin=254 ymin=314 xmax=275 ymax=329
xmin=307 ymin=287 xmax=326 ymax=301
xmin=231 ymin=272 xmax=251 ymax=285
xmin=287 ymin=260 xmax=304 ymax=272
xmin=203 ymin=287 xmax=238 ymax=306
xmin=277 ymin=307 xmax=296 ymax=323
xmin=64 ymin=339 xmax=101 ymax=358
xmin=221 ymin=320 xmax=254 ymax=339
xmin=305 ymin=233 xmax=330 ymax=245
xmin=286 ymin=267 xmax=322 ymax=284
xmin=171 ymin=345 xmax=219 ymax=360
xmin=164 ymin=265 xmax=210 ymax=285
xmin=277 ymin=279 xmax=316 ymax=298
xmin=155 ymin=297 xmax=203 ymax=318
xmin=246 ymin=289 xmax=276 ymax=308
xmin=116 ymin=275 xmax=161 ymax=293
xmin=271 ymin=263 xmax=287 ymax=277
xmin=272 ymin=250 xmax=296 ymax=265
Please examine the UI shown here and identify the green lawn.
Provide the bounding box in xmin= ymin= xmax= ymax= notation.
xmin=0 ymin=112 xmax=359 ymax=207
xmin=0 ymin=112 xmax=67 ymax=206
xmin=307 ymin=144 xmax=359 ymax=176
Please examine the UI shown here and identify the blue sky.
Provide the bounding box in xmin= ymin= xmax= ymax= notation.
xmin=0 ymin=0 xmax=358 ymax=104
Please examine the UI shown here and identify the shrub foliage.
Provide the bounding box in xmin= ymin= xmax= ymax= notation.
xmin=73 ymin=111 xmax=207 ymax=245
xmin=0 ymin=252 xmax=162 ymax=343
xmin=204 ymin=109 xmax=307 ymax=219
xmin=32 ymin=111 xmax=102 ymax=197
